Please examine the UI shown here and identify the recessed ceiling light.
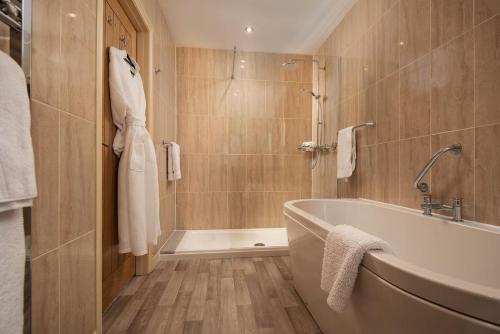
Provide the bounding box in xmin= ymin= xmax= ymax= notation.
xmin=240 ymin=59 xmax=246 ymax=64
xmin=68 ymin=12 xmax=77 ymax=18
xmin=244 ymin=26 xmax=254 ymax=34
xmin=240 ymin=64 xmax=245 ymax=69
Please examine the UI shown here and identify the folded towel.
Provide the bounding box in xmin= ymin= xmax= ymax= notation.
xmin=336 ymin=127 xmax=356 ymax=179
xmin=321 ymin=225 xmax=392 ymax=312
xmin=167 ymin=142 xmax=181 ymax=181
xmin=0 ymin=50 xmax=35 ymax=333
xmin=0 ymin=209 xmax=25 ymax=334
xmin=0 ymin=50 xmax=37 ymax=212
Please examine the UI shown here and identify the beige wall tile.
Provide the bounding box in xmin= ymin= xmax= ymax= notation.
xmin=359 ymin=28 xmax=377 ymax=90
xmin=475 ymin=15 xmax=500 ymax=126
xmin=62 ymin=0 xmax=97 ymax=52
xmin=176 ymin=155 xmax=189 ymax=193
xmin=32 ymin=250 xmax=59 ymax=334
xmin=284 ymin=119 xmax=310 ymax=154
xmin=400 ymin=0 xmax=431 ymax=67
xmin=31 ymin=102 xmax=59 ymax=257
xmin=209 ymin=192 xmax=229 ymax=229
xmin=264 ymin=155 xmax=284 ymax=191
xmin=431 ymin=129 xmax=475 ymax=219
xmin=208 ymin=117 xmax=228 ymax=154
xmin=357 ymin=85 xmax=377 ymax=146
xmin=189 ymin=155 xmax=209 ymax=192
xmin=31 ymin=0 xmax=61 ymax=107
xmin=358 ymin=0 xmax=379 ymax=30
xmin=283 ymin=155 xmax=302 ymax=192
xmin=339 ymin=97 xmax=358 ymax=129
xmin=178 ymin=114 xmax=208 ymax=154
xmin=228 ymin=192 xmax=247 ymax=228
xmin=358 ymin=145 xmax=377 ymax=199
xmin=59 ymin=25 xmax=96 ymax=122
xmin=377 ymin=4 xmax=400 ymax=80
xmin=340 ymin=45 xmax=360 ymax=101
xmin=247 ymin=155 xmax=265 ymax=191
xmin=176 ymin=193 xmax=190 ymax=229
xmin=431 ymin=0 xmax=473 ymax=48
xmin=209 ymin=155 xmax=228 ymax=191
xmin=430 ymin=32 xmax=474 ymax=133
xmin=475 ymin=0 xmax=500 ymax=25
xmin=376 ymin=72 xmax=399 ymax=143
xmin=475 ymin=124 xmax=500 ymax=225
xmin=399 ymin=136 xmax=431 ymax=208
xmin=60 ymin=234 xmax=96 ymax=334
xmin=246 ymin=192 xmax=266 ymax=228
xmin=377 ymin=0 xmax=400 ymax=19
xmin=375 ymin=141 xmax=400 ymax=203
xmin=60 ymin=113 xmax=96 ymax=243
xmin=400 ymin=55 xmax=431 ymax=139
xmin=228 ymin=117 xmax=247 ymax=154
xmin=228 ymin=155 xmax=247 ymax=191
xmin=177 ymin=77 xmax=212 ymax=115
xmin=245 ymin=81 xmax=266 ymax=118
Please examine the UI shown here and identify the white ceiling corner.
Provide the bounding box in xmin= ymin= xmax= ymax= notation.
xmin=159 ymin=0 xmax=354 ymax=55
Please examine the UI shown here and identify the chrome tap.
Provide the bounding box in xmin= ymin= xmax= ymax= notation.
xmin=421 ymin=195 xmax=463 ymax=222
xmin=413 ymin=143 xmax=462 ymax=193
xmin=414 ymin=143 xmax=464 ymax=221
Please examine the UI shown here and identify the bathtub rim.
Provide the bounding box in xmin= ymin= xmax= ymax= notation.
xmin=283 ymin=198 xmax=500 ymax=327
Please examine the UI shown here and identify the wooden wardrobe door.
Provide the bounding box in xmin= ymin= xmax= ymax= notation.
xmin=102 ymin=0 xmax=138 ymax=311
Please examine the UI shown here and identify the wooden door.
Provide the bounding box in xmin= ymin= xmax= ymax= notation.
xmin=102 ymin=0 xmax=138 ymax=311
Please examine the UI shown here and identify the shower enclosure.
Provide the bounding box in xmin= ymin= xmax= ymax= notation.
xmin=161 ymin=47 xmax=315 ymax=256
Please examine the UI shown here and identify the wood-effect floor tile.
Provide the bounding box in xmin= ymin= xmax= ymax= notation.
xmin=103 ymin=256 xmax=321 ymax=334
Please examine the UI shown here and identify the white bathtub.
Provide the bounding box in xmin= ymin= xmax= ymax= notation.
xmin=284 ymin=199 xmax=500 ymax=334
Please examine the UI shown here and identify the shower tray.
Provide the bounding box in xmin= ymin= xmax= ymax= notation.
xmin=159 ymin=228 xmax=289 ymax=259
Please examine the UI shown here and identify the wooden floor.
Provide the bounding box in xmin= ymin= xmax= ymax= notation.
xmin=103 ymin=256 xmax=321 ymax=334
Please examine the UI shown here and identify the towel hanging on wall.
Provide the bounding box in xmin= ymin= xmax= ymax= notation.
xmin=0 ymin=50 xmax=37 ymax=334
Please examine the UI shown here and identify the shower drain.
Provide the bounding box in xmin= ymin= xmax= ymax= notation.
xmin=254 ymin=242 xmax=266 ymax=247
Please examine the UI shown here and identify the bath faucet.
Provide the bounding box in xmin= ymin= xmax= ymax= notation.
xmin=413 ymin=143 xmax=463 ymax=221
xmin=421 ymin=195 xmax=463 ymax=221
xmin=413 ymin=144 xmax=462 ymax=193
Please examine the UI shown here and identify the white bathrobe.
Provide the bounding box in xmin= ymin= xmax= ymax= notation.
xmin=108 ymin=47 xmax=161 ymax=256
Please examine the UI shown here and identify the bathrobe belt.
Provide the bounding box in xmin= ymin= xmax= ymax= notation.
xmin=125 ymin=119 xmax=145 ymax=128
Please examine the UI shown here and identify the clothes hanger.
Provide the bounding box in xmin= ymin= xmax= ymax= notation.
xmin=123 ymin=53 xmax=136 ymax=77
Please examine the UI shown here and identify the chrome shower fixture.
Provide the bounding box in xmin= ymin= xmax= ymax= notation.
xmin=282 ymin=58 xmax=326 ymax=71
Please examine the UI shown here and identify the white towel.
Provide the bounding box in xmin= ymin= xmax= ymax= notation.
xmin=167 ymin=142 xmax=181 ymax=181
xmin=336 ymin=127 xmax=356 ymax=179
xmin=0 ymin=210 xmax=26 ymax=334
xmin=321 ymin=225 xmax=392 ymax=312
xmin=0 ymin=50 xmax=36 ymax=333
xmin=0 ymin=50 xmax=37 ymax=211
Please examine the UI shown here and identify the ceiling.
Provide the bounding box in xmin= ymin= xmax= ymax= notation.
xmin=159 ymin=0 xmax=353 ymax=55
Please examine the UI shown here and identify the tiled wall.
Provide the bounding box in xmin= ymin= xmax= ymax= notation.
xmin=0 ymin=22 xmax=9 ymax=53
xmin=30 ymin=0 xmax=177 ymax=332
xmin=176 ymin=47 xmax=313 ymax=229
xmin=30 ymin=0 xmax=98 ymax=332
xmin=142 ymin=0 xmax=177 ymax=254
xmin=315 ymin=0 xmax=500 ymax=226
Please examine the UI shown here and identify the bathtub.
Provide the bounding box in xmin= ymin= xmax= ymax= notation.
xmin=284 ymin=199 xmax=500 ymax=334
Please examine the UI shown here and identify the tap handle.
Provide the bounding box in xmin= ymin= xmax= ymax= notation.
xmin=423 ymin=194 xmax=432 ymax=204
xmin=451 ymin=198 xmax=462 ymax=207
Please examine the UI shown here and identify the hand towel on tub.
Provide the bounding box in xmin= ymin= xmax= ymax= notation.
xmin=321 ymin=225 xmax=392 ymax=312
xmin=336 ymin=126 xmax=356 ymax=179
xmin=0 ymin=50 xmax=37 ymax=333
xmin=167 ymin=142 xmax=181 ymax=181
